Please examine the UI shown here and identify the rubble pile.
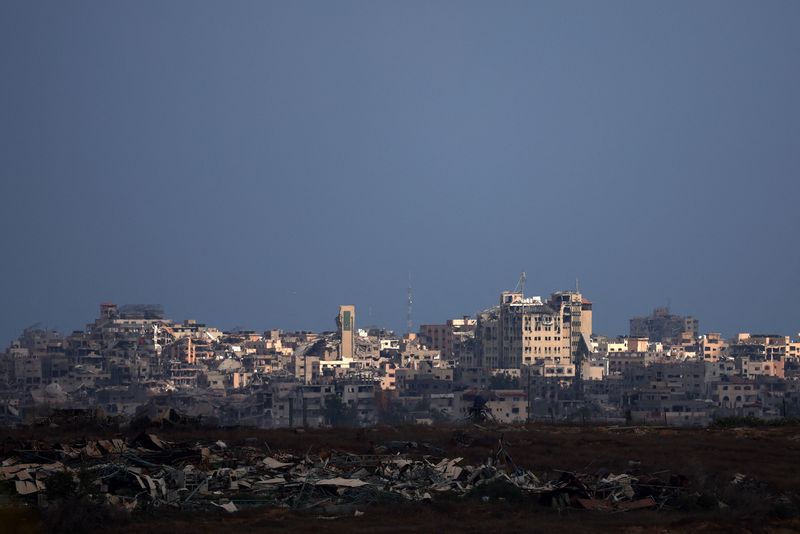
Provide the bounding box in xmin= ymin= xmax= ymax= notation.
xmin=0 ymin=433 xmax=708 ymax=515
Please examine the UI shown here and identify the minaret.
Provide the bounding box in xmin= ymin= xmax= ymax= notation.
xmin=338 ymin=305 xmax=355 ymax=359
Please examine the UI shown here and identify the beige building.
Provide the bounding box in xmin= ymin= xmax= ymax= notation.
xmin=532 ymin=362 xmax=577 ymax=378
xmin=419 ymin=317 xmax=477 ymax=360
xmin=475 ymin=290 xmax=591 ymax=370
xmin=419 ymin=324 xmax=448 ymax=352
xmin=292 ymin=353 xmax=320 ymax=384
xmin=603 ymin=340 xmax=629 ymax=353
xmin=699 ymin=333 xmax=726 ymax=362
xmin=739 ymin=357 xmax=784 ymax=379
xmin=549 ymin=291 xmax=592 ymax=357
xmin=378 ymin=361 xmax=398 ymax=390
xmin=581 ymin=359 xmax=606 ymax=380
xmin=337 ymin=305 xmax=355 ymax=360
xmin=712 ymin=379 xmax=757 ymax=409
xmin=787 ymin=340 xmax=800 ymax=361
xmin=486 ymin=389 xmax=527 ymax=423
xmin=627 ymin=337 xmax=649 ymax=353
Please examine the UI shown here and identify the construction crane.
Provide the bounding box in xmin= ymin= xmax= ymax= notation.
xmin=513 ymin=271 xmax=526 ymax=293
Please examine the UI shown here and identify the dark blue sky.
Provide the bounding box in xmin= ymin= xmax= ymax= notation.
xmin=1 ymin=1 xmax=799 ymax=345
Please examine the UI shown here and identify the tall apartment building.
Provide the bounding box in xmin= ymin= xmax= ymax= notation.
xmin=548 ymin=291 xmax=592 ymax=360
xmin=629 ymin=307 xmax=698 ymax=345
xmin=474 ymin=290 xmax=591 ymax=370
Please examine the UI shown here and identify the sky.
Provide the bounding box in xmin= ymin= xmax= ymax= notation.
xmin=1 ymin=1 xmax=799 ymax=345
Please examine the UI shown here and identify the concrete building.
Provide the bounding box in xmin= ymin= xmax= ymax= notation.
xmin=630 ymin=307 xmax=698 ymax=345
xmin=337 ymin=305 xmax=355 ymax=360
xmin=739 ymin=357 xmax=785 ymax=379
xmin=338 ymin=381 xmax=377 ymax=425
xmin=581 ymin=359 xmax=607 ymax=380
xmin=730 ymin=334 xmax=795 ymax=363
xmin=419 ymin=317 xmax=477 ymax=360
xmin=627 ymin=337 xmax=649 ymax=353
xmin=711 ymin=377 xmax=758 ymax=409
xmin=601 ymin=339 xmax=629 ymax=353
xmin=475 ymin=290 xmax=590 ymax=370
xmin=292 ymin=353 xmax=320 ymax=384
xmin=607 ymin=352 xmax=648 ymax=375
xmin=548 ymin=291 xmax=592 ymax=359
xmin=486 ymin=389 xmax=527 ymax=423
xmin=699 ymin=333 xmax=726 ymax=362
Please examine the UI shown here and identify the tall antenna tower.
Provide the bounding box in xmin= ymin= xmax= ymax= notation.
xmin=406 ymin=273 xmax=413 ymax=334
xmin=513 ymin=271 xmax=527 ymax=293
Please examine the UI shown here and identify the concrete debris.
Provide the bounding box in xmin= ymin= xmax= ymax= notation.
xmin=315 ymin=477 xmax=371 ymax=488
xmin=0 ymin=433 xmax=715 ymax=515
xmin=15 ymin=480 xmax=43 ymax=495
xmin=263 ymin=457 xmax=293 ymax=469
xmin=211 ymin=502 xmax=239 ymax=514
xmin=132 ymin=433 xmax=168 ymax=451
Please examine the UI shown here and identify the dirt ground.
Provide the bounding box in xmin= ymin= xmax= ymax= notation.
xmin=4 ymin=423 xmax=800 ymax=533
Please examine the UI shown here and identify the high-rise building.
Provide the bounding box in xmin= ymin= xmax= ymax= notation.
xmin=548 ymin=291 xmax=592 ymax=361
xmin=337 ymin=305 xmax=355 ymax=359
xmin=474 ymin=290 xmax=591 ymax=370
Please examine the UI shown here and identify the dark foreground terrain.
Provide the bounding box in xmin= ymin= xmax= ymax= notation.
xmin=2 ymin=422 xmax=800 ymax=533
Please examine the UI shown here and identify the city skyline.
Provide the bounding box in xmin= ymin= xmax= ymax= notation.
xmin=2 ymin=2 xmax=800 ymax=529
xmin=2 ymin=2 xmax=799 ymax=358
xmin=2 ymin=285 xmax=794 ymax=350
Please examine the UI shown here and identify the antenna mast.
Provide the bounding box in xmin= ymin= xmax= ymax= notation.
xmin=513 ymin=271 xmax=527 ymax=293
xmin=406 ymin=273 xmax=413 ymax=334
